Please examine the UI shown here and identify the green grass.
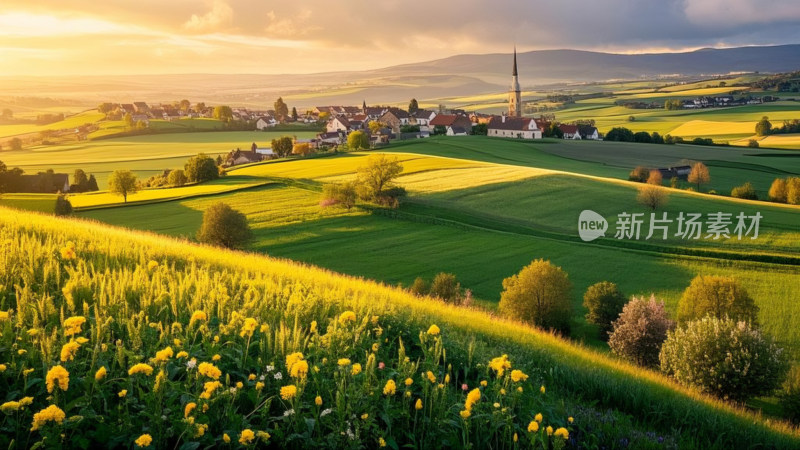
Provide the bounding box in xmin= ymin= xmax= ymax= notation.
xmin=0 ymin=193 xmax=56 ymax=213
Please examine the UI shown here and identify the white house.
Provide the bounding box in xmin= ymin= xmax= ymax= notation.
xmin=326 ymin=115 xmax=351 ymax=133
xmin=446 ymin=126 xmax=469 ymax=136
xmin=487 ymin=116 xmax=542 ymax=139
xmin=256 ymin=116 xmax=277 ymax=130
xmin=558 ymin=124 xmax=581 ymax=139
xmin=580 ymin=126 xmax=600 ymax=140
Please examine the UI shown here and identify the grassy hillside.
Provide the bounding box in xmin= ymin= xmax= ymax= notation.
xmin=1 ymin=207 xmax=799 ymax=448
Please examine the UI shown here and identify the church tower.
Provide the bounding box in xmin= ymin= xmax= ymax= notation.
xmin=508 ymin=47 xmax=522 ymax=117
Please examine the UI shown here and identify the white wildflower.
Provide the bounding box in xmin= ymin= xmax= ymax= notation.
xmin=283 ymin=409 xmax=295 ymax=417
xmin=265 ymin=365 xmax=275 ymax=373
xmin=274 ymin=371 xmax=283 ymax=380
xmin=186 ymin=358 xmax=197 ymax=369
xmin=321 ymin=408 xmax=333 ymax=417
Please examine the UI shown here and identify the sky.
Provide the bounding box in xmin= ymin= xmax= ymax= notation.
xmin=1 ymin=0 xmax=800 ymax=76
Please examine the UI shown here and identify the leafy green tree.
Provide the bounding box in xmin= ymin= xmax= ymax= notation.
xmin=355 ymin=154 xmax=403 ymax=201
xmin=320 ymin=182 xmax=356 ymax=210
xmin=196 ymin=202 xmax=252 ymax=249
xmin=647 ymin=169 xmax=663 ymax=185
xmin=184 ymin=154 xmax=219 ymax=183
xmin=291 ymin=107 xmax=298 ymax=121
xmin=430 ymin=273 xmax=461 ymax=304
xmin=1 ymin=108 xmax=12 ymax=119
xmin=72 ymin=169 xmax=89 ymax=192
xmin=213 ymin=105 xmax=233 ymax=122
xmin=87 ymin=174 xmax=99 ymax=192
xmin=347 ymin=131 xmax=369 ymax=150
xmin=167 ymin=169 xmax=188 ymax=187
xmin=608 ymin=295 xmax=674 ymax=367
xmin=274 ymin=97 xmax=289 ymax=122
xmin=677 ymin=275 xmax=759 ymax=325
xmin=471 ymin=123 xmax=488 ymax=135
xmin=664 ymin=99 xmax=683 ymax=110
xmin=633 ymin=131 xmax=652 ymax=143
xmin=433 ymin=125 xmax=446 ymax=135
xmin=179 ymin=99 xmax=191 ymax=111
xmin=108 ymin=170 xmax=139 ymax=203
xmin=583 ymin=281 xmax=626 ymax=340
xmin=660 ymin=316 xmax=788 ymax=402
xmin=688 ymin=162 xmax=710 ymax=191
xmin=605 ymin=127 xmax=634 ymax=142
xmin=97 ymin=103 xmax=114 ymax=115
xmin=651 ymin=132 xmax=664 ymax=144
xmin=409 ymin=277 xmax=430 ymax=296
xmin=368 ymin=121 xmax=383 ymax=134
xmin=270 ymin=136 xmax=294 ymax=157
xmin=408 ymin=98 xmax=419 ymax=115
xmin=755 ymin=116 xmax=772 ymax=136
xmin=747 ymin=139 xmax=760 ymax=148
xmin=498 ymin=259 xmax=572 ymax=334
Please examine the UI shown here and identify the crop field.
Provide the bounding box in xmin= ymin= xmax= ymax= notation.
xmin=0 ymin=110 xmax=104 ymax=139
xmin=3 ymin=208 xmax=799 ymax=448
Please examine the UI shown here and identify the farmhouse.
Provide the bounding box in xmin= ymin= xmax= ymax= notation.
xmin=579 ymin=126 xmax=600 ymax=140
xmin=559 ymin=124 xmax=581 ymax=139
xmin=224 ymin=148 xmax=264 ymax=167
xmin=379 ymin=108 xmax=410 ymax=131
xmin=10 ymin=173 xmax=71 ymax=193
xmin=656 ymin=165 xmax=692 ymax=180
xmin=446 ymin=126 xmax=469 ymax=136
xmin=326 ymin=115 xmax=352 ymax=133
xmin=256 ymin=116 xmax=277 ymax=130
xmin=429 ymin=114 xmax=472 ymax=132
xmin=487 ymin=116 xmax=542 ymax=139
xmin=316 ymin=131 xmax=345 ymax=145
xmin=412 ymin=110 xmax=437 ymax=128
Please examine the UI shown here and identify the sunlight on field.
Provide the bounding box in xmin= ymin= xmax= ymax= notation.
xmin=731 ymin=134 xmax=800 ymax=149
xmin=397 ymin=165 xmax=550 ymax=193
xmin=0 ymin=110 xmax=103 ymax=139
xmin=668 ymin=120 xmax=757 ymax=137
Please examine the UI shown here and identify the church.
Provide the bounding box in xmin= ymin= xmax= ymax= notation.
xmin=487 ymin=48 xmax=542 ymax=139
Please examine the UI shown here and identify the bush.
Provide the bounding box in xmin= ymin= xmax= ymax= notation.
xmin=646 ymin=170 xmax=662 ymax=185
xmin=583 ymin=282 xmax=626 ymax=341
xmin=730 ymin=181 xmax=758 ymax=200
xmin=167 ymin=169 xmax=188 ymax=187
xmin=676 ymin=275 xmax=759 ymax=325
xmin=320 ymin=182 xmax=356 ymax=210
xmin=747 ymin=139 xmax=760 ymax=148
xmin=606 ymin=127 xmax=634 ymax=142
xmin=409 ymin=277 xmax=430 ymax=296
xmin=768 ymin=178 xmax=788 ymax=203
xmin=429 ymin=272 xmax=461 ymax=304
xmin=499 ymin=259 xmax=572 ymax=334
xmin=355 ymin=154 xmax=404 ymax=206
xmin=660 ymin=316 xmax=789 ymax=402
xmin=185 ymin=154 xmax=219 ymax=183
xmin=780 ymin=366 xmax=800 ymax=424
xmin=628 ymin=166 xmax=650 ymax=182
xmin=787 ymin=177 xmax=800 ymax=205
xmin=347 ymin=131 xmax=369 ymax=150
xmin=636 ymin=185 xmax=668 ymax=210
xmin=54 ymin=194 xmax=73 ymax=216
xmin=633 ymin=131 xmax=652 ymax=143
xmin=608 ymin=295 xmax=674 ymax=368
xmin=196 ymin=202 xmax=252 ymax=249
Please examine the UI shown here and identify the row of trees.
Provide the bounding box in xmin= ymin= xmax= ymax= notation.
xmin=494 ymin=259 xmax=793 ymax=410
xmin=768 ymin=177 xmax=800 ymax=204
xmin=108 ymin=154 xmax=222 ymax=202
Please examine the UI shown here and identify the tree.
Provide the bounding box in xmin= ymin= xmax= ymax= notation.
xmin=730 ymin=182 xmax=757 ymax=200
xmin=409 ymin=277 xmax=430 ymax=296
xmin=755 ymin=116 xmax=772 ymax=136
xmin=292 ymin=142 xmax=311 ymax=156
xmin=10 ymin=137 xmax=22 ymax=151
xmin=320 ymin=182 xmax=356 ymax=210
xmin=354 ymin=154 xmax=403 ymax=202
xmin=633 ymin=131 xmax=652 ymax=143
xmin=195 ymin=102 xmax=206 ymax=113
xmin=54 ymin=194 xmax=73 ymax=216
xmin=498 ymin=259 xmax=572 ymax=334
xmin=747 ymin=139 xmax=759 ymax=148
xmin=87 ymin=174 xmax=99 ymax=192
xmin=167 ymin=169 xmax=188 ymax=187
xmin=688 ymin=162 xmax=710 ymax=191
xmin=677 ymin=275 xmax=759 ymax=325
xmin=347 ymin=131 xmax=369 ymax=150
xmin=583 ymin=281 xmax=626 ymax=341
xmin=108 ymin=170 xmax=139 ymax=203
xmin=651 ymin=132 xmax=664 ymax=144
xmin=637 ymin=185 xmax=668 ymax=210
xmin=97 ymin=103 xmax=114 ymax=115
xmin=429 ymin=273 xmax=461 ymax=304
xmin=124 ymin=113 xmax=134 ymax=129
xmin=270 ymin=136 xmax=294 ymax=157
xmin=471 ymin=123 xmax=488 ymax=135
xmin=73 ymin=169 xmax=89 ymax=192
xmin=628 ymin=166 xmax=650 ymax=183
xmin=608 ymin=295 xmax=674 ymax=367
xmin=408 ymin=98 xmax=419 ymax=115
xmin=664 ymin=99 xmax=683 ymax=110
xmin=780 ymin=367 xmax=800 ymax=424
xmin=179 ymin=99 xmax=191 ymax=111
xmin=545 ymin=123 xmax=563 ymax=138
xmin=660 ymin=316 xmax=788 ymax=402
xmin=768 ymin=178 xmax=788 ymax=203
xmin=433 ymin=125 xmax=447 ymax=136
xmin=184 ymin=154 xmax=219 ymax=183
xmin=787 ymin=177 xmax=800 ymax=205
xmin=213 ymin=106 xmax=233 ymax=122
xmin=646 ymin=170 xmax=663 ymax=185
xmin=605 ymin=127 xmax=634 ymax=142
xmin=274 ymin=97 xmax=289 ymax=122
xmin=196 ymin=202 xmax=252 ymax=249
xmin=291 ymin=107 xmax=298 ymax=121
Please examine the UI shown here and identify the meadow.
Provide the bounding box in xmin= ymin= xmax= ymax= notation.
xmin=1 ymin=207 xmax=799 ymax=448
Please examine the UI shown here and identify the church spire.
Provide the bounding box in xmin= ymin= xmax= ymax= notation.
xmin=512 ymin=46 xmax=518 ymax=77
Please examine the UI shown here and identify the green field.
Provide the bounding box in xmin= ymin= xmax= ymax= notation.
xmin=77 ymin=141 xmax=800 ymax=359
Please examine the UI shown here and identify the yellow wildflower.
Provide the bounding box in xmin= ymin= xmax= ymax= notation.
xmin=309 ymin=320 xmax=317 ymax=333
xmin=154 ymin=370 xmax=166 ymax=392
xmin=45 ymin=365 xmax=69 ymax=393
xmin=176 ymin=351 xmax=188 ymax=359
xmin=480 ymin=380 xmax=487 ymax=387
xmin=568 ymin=416 xmax=574 ymax=423
xmin=95 ymin=366 xmax=107 ymax=381
xmin=415 ymin=399 xmax=423 ymax=410
xmin=315 ymin=395 xmax=323 ymax=406
xmin=1 ymin=401 xmax=20 ymax=413
xmin=444 ymin=374 xmax=450 ymax=384
xmin=351 ymin=363 xmax=362 ymax=376
xmin=223 ymin=433 xmax=231 ymax=443
xmin=239 ymin=429 xmax=255 ymax=445
xmin=338 ymin=311 xmax=356 ymax=324
xmin=200 ymin=381 xmax=221 ymax=399
xmin=63 ymin=316 xmax=86 ymax=337
xmin=535 ymin=413 xmax=543 ymax=423
xmin=189 ymin=311 xmax=207 ymax=326
xmin=546 ymin=426 xmax=553 ymax=436
xmin=257 ymin=431 xmax=270 ymax=441
xmin=405 ymin=377 xmax=413 ymax=386
xmin=0 ymin=311 xmax=8 ymax=321
xmin=118 ymin=389 xmax=127 ymax=398
xmin=248 ymin=373 xmax=256 ymax=381
xmin=337 ymin=358 xmax=351 ymax=367
xmin=465 ymin=388 xmax=481 ymax=411
xmin=128 ymin=363 xmax=154 ymax=376
xmin=198 ymin=362 xmax=222 ymax=380
xmin=185 ymin=402 xmax=197 ymax=418
xmin=555 ymin=427 xmax=569 ymax=440
xmin=361 ymin=413 xmax=369 ymax=420
xmin=60 ymin=246 xmax=76 ymax=260
xmin=514 ymin=433 xmax=518 ymax=442
xmin=488 ymin=354 xmax=511 ymax=377
xmin=510 ymin=370 xmax=528 ymax=382
xmin=76 ymin=337 xmax=89 ymax=344
xmin=528 ymin=421 xmax=539 ymax=433
xmin=500 ymin=388 xmax=506 ymax=395
xmin=20 ymin=397 xmax=33 ymax=406
xmin=135 ymin=434 xmax=153 ymax=447
xmin=147 ymin=260 xmax=159 ymax=270
xmin=426 ymin=371 xmax=436 ymax=383
xmin=255 ymin=382 xmax=264 ymax=391
xmin=460 ymin=409 xmax=471 ymax=419
xmin=240 ymin=318 xmax=258 ymax=337
xmin=154 ymin=346 xmax=173 ymax=363
xmin=383 ymin=379 xmax=396 ymax=396
xmin=23 ymin=368 xmax=34 ymax=376
xmin=372 ymin=343 xmax=379 ymax=352
xmin=30 ymin=404 xmax=66 ymax=431
xmin=60 ymin=341 xmax=81 ymax=362
xmin=540 ymin=385 xmax=546 ymax=394
xmin=379 ymin=437 xmax=387 ymax=447
xmin=290 ymin=360 xmax=309 ymax=379
xmin=280 ymin=385 xmax=297 ymax=400
xmin=427 ymin=324 xmax=440 ymax=335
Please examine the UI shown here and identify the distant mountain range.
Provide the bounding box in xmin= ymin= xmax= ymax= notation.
xmin=2 ymin=45 xmax=799 ymax=109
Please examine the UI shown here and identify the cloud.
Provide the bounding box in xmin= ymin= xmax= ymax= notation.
xmin=263 ymin=9 xmax=318 ymax=38
xmin=183 ymin=0 xmax=233 ymax=33
xmin=683 ymin=0 xmax=800 ymax=26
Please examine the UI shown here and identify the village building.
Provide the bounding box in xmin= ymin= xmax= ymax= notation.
xmin=559 ymin=124 xmax=581 ymax=139
xmin=326 ymin=115 xmax=352 ymax=133
xmin=10 ymin=173 xmax=71 ymax=193
xmin=508 ymin=47 xmax=522 ymax=117
xmin=379 ymin=108 xmax=410 ymax=131
xmin=429 ymin=114 xmax=473 ymax=133
xmin=487 ymin=116 xmax=542 ymax=139
xmin=256 ymin=116 xmax=277 ymax=130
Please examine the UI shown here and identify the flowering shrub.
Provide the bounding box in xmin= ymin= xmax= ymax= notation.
xmin=660 ymin=316 xmax=789 ymax=402
xmin=608 ymin=295 xmax=674 ymax=368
